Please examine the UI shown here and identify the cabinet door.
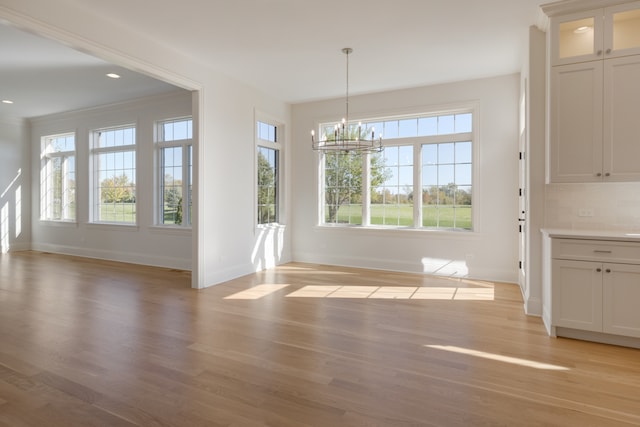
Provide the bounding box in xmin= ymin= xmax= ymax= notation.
xmin=603 ymin=263 xmax=640 ymax=338
xmin=552 ymin=259 xmax=603 ymax=332
xmin=550 ymin=62 xmax=603 ymax=183
xmin=603 ymin=55 xmax=640 ymax=181
xmin=551 ymin=9 xmax=603 ymax=66
xmin=604 ymin=2 xmax=640 ymax=59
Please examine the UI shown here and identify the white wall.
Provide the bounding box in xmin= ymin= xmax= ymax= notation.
xmin=0 ymin=0 xmax=292 ymax=288
xmin=292 ymin=74 xmax=521 ymax=283
xmin=0 ymin=115 xmax=30 ymax=252
xmin=30 ymin=91 xmax=194 ymax=269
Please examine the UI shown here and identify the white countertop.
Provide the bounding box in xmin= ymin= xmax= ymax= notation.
xmin=542 ymin=228 xmax=640 ymax=242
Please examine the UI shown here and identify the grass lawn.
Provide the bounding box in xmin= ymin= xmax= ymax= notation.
xmin=99 ymin=203 xmax=136 ymax=223
xmin=330 ymin=204 xmax=472 ymax=230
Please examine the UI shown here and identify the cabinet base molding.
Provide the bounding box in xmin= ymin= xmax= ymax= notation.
xmin=556 ymin=327 xmax=640 ymax=349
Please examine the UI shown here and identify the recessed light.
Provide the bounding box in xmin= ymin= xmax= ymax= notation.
xmin=574 ymin=26 xmax=591 ymax=34
xmin=1 ymin=99 xmax=13 ymax=104
xmin=106 ymin=73 xmax=121 ymax=79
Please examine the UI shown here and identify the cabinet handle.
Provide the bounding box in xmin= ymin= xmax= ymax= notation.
xmin=605 ymin=172 xmax=610 ymax=177
xmin=606 ymin=269 xmax=611 ymax=273
xmin=606 ymin=48 xmax=612 ymax=54
xmin=594 ymin=250 xmax=612 ymax=254
xmin=597 ymin=50 xmax=603 ymax=56
xmin=596 ymin=268 xmax=602 ymax=272
xmin=596 ymin=172 xmax=602 ymax=177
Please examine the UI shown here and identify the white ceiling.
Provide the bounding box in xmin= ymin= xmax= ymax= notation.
xmin=0 ymin=23 xmax=181 ymax=118
xmin=0 ymin=0 xmax=546 ymax=118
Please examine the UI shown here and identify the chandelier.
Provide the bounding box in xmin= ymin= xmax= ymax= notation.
xmin=311 ymin=48 xmax=383 ymax=153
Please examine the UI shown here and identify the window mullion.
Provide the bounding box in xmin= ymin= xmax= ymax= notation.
xmin=362 ymin=153 xmax=371 ymax=226
xmin=414 ymin=143 xmax=421 ymax=228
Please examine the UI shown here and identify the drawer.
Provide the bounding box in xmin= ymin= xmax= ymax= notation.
xmin=552 ymin=239 xmax=640 ymax=264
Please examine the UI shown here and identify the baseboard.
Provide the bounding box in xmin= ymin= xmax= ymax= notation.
xmin=542 ymin=306 xmax=553 ymax=336
xmin=292 ymin=252 xmax=518 ymax=284
xmin=524 ymin=296 xmax=542 ymax=317
xmin=30 ymin=242 xmax=192 ymax=271
xmin=556 ymin=327 xmax=640 ymax=349
xmin=6 ymin=242 xmax=31 ymax=252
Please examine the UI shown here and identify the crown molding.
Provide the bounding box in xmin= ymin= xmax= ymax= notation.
xmin=541 ymin=0 xmax=638 ymax=17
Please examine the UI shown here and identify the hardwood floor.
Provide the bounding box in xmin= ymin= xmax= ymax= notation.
xmin=1 ymin=251 xmax=640 ymax=426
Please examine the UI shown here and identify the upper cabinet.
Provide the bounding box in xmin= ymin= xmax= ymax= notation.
xmin=547 ymin=1 xmax=640 ymax=183
xmin=551 ymin=2 xmax=640 ymax=66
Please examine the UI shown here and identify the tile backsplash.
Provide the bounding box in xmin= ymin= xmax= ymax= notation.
xmin=545 ymin=183 xmax=640 ymax=231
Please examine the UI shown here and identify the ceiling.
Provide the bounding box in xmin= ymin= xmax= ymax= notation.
xmin=0 ymin=23 xmax=182 ymax=119
xmin=0 ymin=0 xmax=546 ymax=119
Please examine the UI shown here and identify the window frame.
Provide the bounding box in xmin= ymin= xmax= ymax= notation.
xmin=90 ymin=124 xmax=137 ymax=225
xmin=255 ymin=115 xmax=284 ymax=227
xmin=40 ymin=132 xmax=76 ymax=222
xmin=155 ymin=117 xmax=193 ymax=228
xmin=317 ymin=103 xmax=478 ymax=233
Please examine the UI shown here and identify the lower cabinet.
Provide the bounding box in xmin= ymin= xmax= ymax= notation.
xmin=552 ymin=259 xmax=603 ymax=332
xmin=549 ymin=237 xmax=640 ymax=343
xmin=603 ymin=263 xmax=640 ymax=338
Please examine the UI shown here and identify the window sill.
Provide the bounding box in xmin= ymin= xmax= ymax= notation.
xmin=39 ymin=220 xmax=78 ymax=228
xmin=148 ymin=225 xmax=192 ymax=235
xmin=86 ymin=222 xmax=139 ymax=232
xmin=255 ymin=223 xmax=286 ymax=234
xmin=313 ymin=224 xmax=480 ymax=240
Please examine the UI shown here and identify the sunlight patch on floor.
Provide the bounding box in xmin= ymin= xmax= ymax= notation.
xmin=425 ymin=345 xmax=570 ymax=371
xmin=224 ymin=284 xmax=290 ymax=300
xmin=284 ymin=285 xmax=494 ymax=300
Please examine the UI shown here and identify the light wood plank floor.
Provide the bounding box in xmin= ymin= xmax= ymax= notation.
xmin=1 ymin=251 xmax=640 ymax=426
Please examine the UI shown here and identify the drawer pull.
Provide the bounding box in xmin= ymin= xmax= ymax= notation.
xmin=593 ymin=250 xmax=612 ymax=254
xmin=596 ymin=268 xmax=602 ymax=272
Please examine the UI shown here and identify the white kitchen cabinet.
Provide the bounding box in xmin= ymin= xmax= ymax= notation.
xmin=547 ymin=1 xmax=640 ymax=183
xmin=603 ymin=263 xmax=640 ymax=338
xmin=552 ymin=259 xmax=603 ymax=332
xmin=551 ymin=2 xmax=640 ymax=66
xmin=545 ymin=234 xmax=640 ymax=345
xmin=603 ymin=55 xmax=640 ymax=181
xmin=549 ymin=61 xmax=603 ymax=182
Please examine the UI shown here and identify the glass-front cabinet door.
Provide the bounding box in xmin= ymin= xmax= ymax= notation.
xmin=551 ymin=1 xmax=640 ymax=66
xmin=607 ymin=2 xmax=640 ymax=58
xmin=552 ymin=10 xmax=603 ymax=66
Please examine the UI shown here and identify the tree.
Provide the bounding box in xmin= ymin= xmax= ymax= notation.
xmin=101 ymin=174 xmax=134 ymax=204
xmin=175 ymin=197 xmax=183 ymax=225
xmin=257 ymin=150 xmax=276 ymax=223
xmin=324 ymin=150 xmax=389 ymax=223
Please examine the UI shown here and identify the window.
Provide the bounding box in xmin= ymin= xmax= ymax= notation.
xmin=256 ymin=120 xmax=281 ymax=225
xmin=92 ymin=125 xmax=136 ymax=224
xmin=157 ymin=118 xmax=193 ymax=226
xmin=324 ymin=151 xmax=363 ymax=225
xmin=40 ymin=133 xmax=76 ymax=221
xmin=320 ymin=109 xmax=474 ymax=231
xmin=422 ymin=141 xmax=472 ymax=229
xmin=371 ymin=145 xmax=414 ymax=226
